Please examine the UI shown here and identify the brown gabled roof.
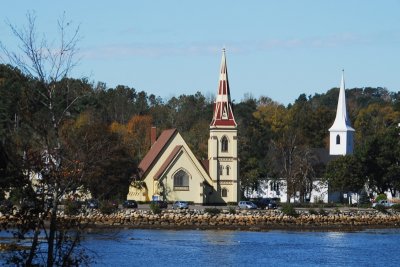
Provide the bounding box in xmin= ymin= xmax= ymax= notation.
xmin=138 ymin=129 xmax=177 ymax=177
xmin=200 ymin=159 xmax=209 ymax=174
xmin=153 ymin=145 xmax=182 ymax=180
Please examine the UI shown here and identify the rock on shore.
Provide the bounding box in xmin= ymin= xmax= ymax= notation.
xmin=24 ymin=208 xmax=400 ymax=231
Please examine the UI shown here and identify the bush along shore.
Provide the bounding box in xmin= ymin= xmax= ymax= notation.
xmin=3 ymin=207 xmax=400 ymax=231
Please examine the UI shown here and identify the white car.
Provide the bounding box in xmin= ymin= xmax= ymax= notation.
xmin=238 ymin=201 xmax=257 ymax=209
xmin=172 ymin=201 xmax=189 ymax=209
xmin=372 ymin=200 xmax=394 ymax=208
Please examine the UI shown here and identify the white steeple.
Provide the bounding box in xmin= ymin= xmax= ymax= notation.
xmin=329 ymin=70 xmax=355 ymax=155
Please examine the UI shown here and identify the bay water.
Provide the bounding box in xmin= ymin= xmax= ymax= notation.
xmin=82 ymin=228 xmax=400 ymax=266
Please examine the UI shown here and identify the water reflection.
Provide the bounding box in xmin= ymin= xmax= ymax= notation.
xmin=79 ymin=229 xmax=400 ymax=266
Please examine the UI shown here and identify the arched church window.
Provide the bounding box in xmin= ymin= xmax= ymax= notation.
xmin=226 ymin=166 xmax=230 ymax=176
xmin=219 ymin=165 xmax=223 ymax=176
xmin=336 ymin=134 xmax=340 ymax=145
xmin=221 ymin=136 xmax=228 ymax=152
xmin=221 ymin=188 xmax=228 ymax=198
xmin=173 ymin=170 xmax=189 ymax=191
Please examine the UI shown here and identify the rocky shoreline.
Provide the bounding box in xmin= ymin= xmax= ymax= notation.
xmin=2 ymin=208 xmax=400 ymax=232
xmin=58 ymin=208 xmax=400 ymax=231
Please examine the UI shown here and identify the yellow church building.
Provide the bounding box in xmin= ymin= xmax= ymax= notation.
xmin=127 ymin=49 xmax=239 ymax=204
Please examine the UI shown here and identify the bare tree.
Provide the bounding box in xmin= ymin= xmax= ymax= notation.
xmin=1 ymin=12 xmax=89 ymax=266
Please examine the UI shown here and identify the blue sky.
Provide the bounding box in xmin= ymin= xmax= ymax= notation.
xmin=1 ymin=1 xmax=399 ymax=105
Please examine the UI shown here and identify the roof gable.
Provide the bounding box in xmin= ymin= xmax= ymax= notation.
xmin=138 ymin=129 xmax=213 ymax=186
xmin=154 ymin=145 xmax=183 ymax=180
xmin=138 ymin=129 xmax=177 ymax=177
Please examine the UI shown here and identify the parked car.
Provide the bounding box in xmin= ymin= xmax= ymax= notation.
xmin=238 ymin=201 xmax=257 ymax=209
xmin=172 ymin=201 xmax=189 ymax=209
xmin=254 ymin=198 xmax=278 ymax=210
xmin=86 ymin=199 xmax=99 ymax=209
xmin=123 ymin=200 xmax=138 ymax=209
xmin=151 ymin=200 xmax=168 ymax=209
xmin=372 ymin=200 xmax=394 ymax=208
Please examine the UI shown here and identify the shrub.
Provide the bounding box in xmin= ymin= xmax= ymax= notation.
xmin=318 ymin=208 xmax=328 ymax=216
xmin=99 ymin=200 xmax=118 ymax=215
xmin=308 ymin=208 xmax=318 ymax=215
xmin=391 ymin=203 xmax=400 ymax=212
xmin=374 ymin=204 xmax=388 ymax=214
xmin=149 ymin=202 xmax=161 ymax=215
xmin=375 ymin=194 xmax=387 ymax=203
xmin=228 ymin=206 xmax=236 ymax=215
xmin=204 ymin=207 xmax=221 ymax=215
xmin=358 ymin=203 xmax=372 ymax=208
xmin=333 ymin=208 xmax=341 ymax=215
xmin=64 ymin=200 xmax=81 ymax=215
xmin=359 ymin=190 xmax=370 ymax=205
xmin=281 ymin=203 xmax=298 ymax=217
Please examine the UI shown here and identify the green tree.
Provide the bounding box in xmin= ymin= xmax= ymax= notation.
xmin=324 ymin=155 xmax=365 ymax=193
xmin=236 ymin=95 xmax=271 ymax=195
xmin=358 ymin=126 xmax=400 ymax=195
xmin=354 ymin=103 xmax=400 ymax=146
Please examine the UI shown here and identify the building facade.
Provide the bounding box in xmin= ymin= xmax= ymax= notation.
xmin=127 ymin=50 xmax=239 ymax=204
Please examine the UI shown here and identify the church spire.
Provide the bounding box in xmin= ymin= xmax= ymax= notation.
xmin=329 ymin=70 xmax=354 ymax=132
xmin=210 ymin=48 xmax=237 ymax=128
xmin=329 ymin=70 xmax=355 ymax=155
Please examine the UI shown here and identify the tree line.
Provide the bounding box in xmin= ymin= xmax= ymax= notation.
xmin=2 ymin=62 xmax=400 ymax=202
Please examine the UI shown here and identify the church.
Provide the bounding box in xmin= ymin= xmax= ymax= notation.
xmin=127 ymin=50 xmax=239 ymax=204
xmin=246 ymin=71 xmax=356 ymax=203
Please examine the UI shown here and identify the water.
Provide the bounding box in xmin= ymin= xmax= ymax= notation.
xmin=81 ymin=228 xmax=400 ymax=266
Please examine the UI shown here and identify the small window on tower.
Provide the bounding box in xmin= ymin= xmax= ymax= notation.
xmin=221 ymin=136 xmax=228 ymax=152
xmin=336 ymin=134 xmax=340 ymax=145
xmin=226 ymin=166 xmax=230 ymax=176
xmin=219 ymin=165 xmax=223 ymax=175
xmin=221 ymin=188 xmax=228 ymax=198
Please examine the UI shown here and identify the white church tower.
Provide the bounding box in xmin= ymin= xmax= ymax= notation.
xmin=329 ymin=71 xmax=355 ymax=155
xmin=208 ymin=49 xmax=239 ymax=203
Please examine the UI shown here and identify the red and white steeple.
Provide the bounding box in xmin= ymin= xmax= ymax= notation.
xmin=208 ymin=48 xmax=239 ymax=204
xmin=210 ymin=49 xmax=237 ymax=128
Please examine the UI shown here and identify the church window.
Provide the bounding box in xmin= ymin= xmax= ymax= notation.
xmin=270 ymin=181 xmax=280 ymax=192
xmin=226 ymin=166 xmax=230 ymax=176
xmin=173 ymin=170 xmax=189 ymax=191
xmin=221 ymin=188 xmax=228 ymax=198
xmin=219 ymin=165 xmax=223 ymax=176
xmin=221 ymin=136 xmax=228 ymax=152
xmin=336 ymin=134 xmax=340 ymax=145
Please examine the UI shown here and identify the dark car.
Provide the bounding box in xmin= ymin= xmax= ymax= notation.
xmin=151 ymin=200 xmax=168 ymax=209
xmin=123 ymin=200 xmax=138 ymax=209
xmin=254 ymin=198 xmax=278 ymax=210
